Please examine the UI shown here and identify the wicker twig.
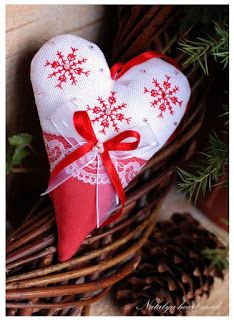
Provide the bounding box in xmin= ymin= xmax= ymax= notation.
xmin=6 ymin=5 xmax=208 ymax=315
xmin=7 ymin=202 xmax=158 ymax=287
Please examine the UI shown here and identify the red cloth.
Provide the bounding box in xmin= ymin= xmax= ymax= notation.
xmin=52 ymin=177 xmax=115 ymax=261
xmin=46 ymin=51 xmax=186 ymax=262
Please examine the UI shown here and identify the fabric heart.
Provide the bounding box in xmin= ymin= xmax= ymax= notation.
xmin=31 ymin=34 xmax=191 ymax=261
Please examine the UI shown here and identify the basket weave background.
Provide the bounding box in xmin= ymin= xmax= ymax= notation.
xmin=6 ymin=5 xmax=208 ymax=316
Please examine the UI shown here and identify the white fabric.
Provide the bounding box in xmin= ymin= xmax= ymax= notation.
xmin=31 ymin=34 xmax=191 ymax=186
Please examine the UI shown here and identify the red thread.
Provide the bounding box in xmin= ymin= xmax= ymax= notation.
xmin=86 ymin=91 xmax=131 ymax=135
xmin=110 ymin=50 xmax=190 ymax=146
xmin=144 ymin=74 xmax=183 ymax=117
xmin=45 ymin=47 xmax=90 ymax=89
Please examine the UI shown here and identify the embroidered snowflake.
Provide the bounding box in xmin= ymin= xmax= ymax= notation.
xmin=144 ymin=75 xmax=183 ymax=117
xmin=86 ymin=91 xmax=131 ymax=135
xmin=45 ymin=47 xmax=90 ymax=89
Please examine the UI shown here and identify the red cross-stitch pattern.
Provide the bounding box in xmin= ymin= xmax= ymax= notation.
xmin=144 ymin=75 xmax=183 ymax=117
xmin=86 ymin=91 xmax=131 ymax=135
xmin=45 ymin=47 xmax=90 ymax=89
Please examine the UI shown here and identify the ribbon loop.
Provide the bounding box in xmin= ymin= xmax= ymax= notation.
xmin=73 ymin=111 xmax=98 ymax=144
xmin=48 ymin=110 xmax=141 ymax=225
xmin=104 ymin=130 xmax=140 ymax=152
xmin=110 ymin=51 xmax=179 ymax=80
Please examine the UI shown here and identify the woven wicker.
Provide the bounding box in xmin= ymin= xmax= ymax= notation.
xmin=6 ymin=5 xmax=207 ymax=316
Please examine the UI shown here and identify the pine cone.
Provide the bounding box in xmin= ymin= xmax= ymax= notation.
xmin=112 ymin=213 xmax=226 ymax=316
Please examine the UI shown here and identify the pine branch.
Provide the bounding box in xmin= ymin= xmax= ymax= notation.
xmin=201 ymin=247 xmax=229 ymax=271
xmin=178 ymin=21 xmax=228 ymax=75
xmin=219 ymin=100 xmax=229 ymax=125
xmin=179 ymin=6 xmax=228 ymax=33
xmin=212 ymin=22 xmax=229 ymax=68
xmin=177 ymin=133 xmax=228 ymax=203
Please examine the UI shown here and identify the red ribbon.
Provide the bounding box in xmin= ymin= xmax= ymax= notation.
xmin=50 ymin=111 xmax=140 ymax=226
xmin=50 ymin=51 xmax=188 ymax=227
xmin=110 ymin=51 xmax=189 ymax=145
xmin=110 ymin=50 xmax=179 ymax=80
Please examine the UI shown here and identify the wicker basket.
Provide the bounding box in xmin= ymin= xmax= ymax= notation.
xmin=6 ymin=5 xmax=207 ymax=316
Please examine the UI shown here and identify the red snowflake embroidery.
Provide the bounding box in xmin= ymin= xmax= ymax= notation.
xmin=45 ymin=47 xmax=90 ymax=89
xmin=86 ymin=91 xmax=131 ymax=135
xmin=144 ymin=75 xmax=183 ymax=117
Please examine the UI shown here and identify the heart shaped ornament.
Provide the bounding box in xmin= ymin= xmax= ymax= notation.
xmin=31 ymin=34 xmax=191 ymax=261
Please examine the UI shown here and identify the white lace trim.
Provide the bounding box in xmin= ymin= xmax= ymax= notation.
xmin=44 ymin=133 xmax=146 ymax=186
xmin=45 ymin=139 xmax=66 ymax=169
xmin=65 ymin=154 xmax=111 ymax=185
xmin=64 ymin=156 xmax=144 ymax=187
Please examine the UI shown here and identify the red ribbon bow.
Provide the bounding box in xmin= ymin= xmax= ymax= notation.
xmin=50 ymin=111 xmax=141 ymax=225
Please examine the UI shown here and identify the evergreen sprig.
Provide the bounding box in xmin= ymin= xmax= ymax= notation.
xmin=179 ymin=21 xmax=228 ymax=75
xmin=220 ymin=101 xmax=229 ymax=125
xmin=179 ymin=6 xmax=228 ymax=33
xmin=177 ymin=133 xmax=228 ymax=203
xmin=6 ymin=133 xmax=33 ymax=174
xmin=201 ymin=247 xmax=229 ymax=271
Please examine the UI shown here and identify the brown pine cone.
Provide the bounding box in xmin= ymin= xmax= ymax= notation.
xmin=112 ymin=213 xmax=227 ymax=316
